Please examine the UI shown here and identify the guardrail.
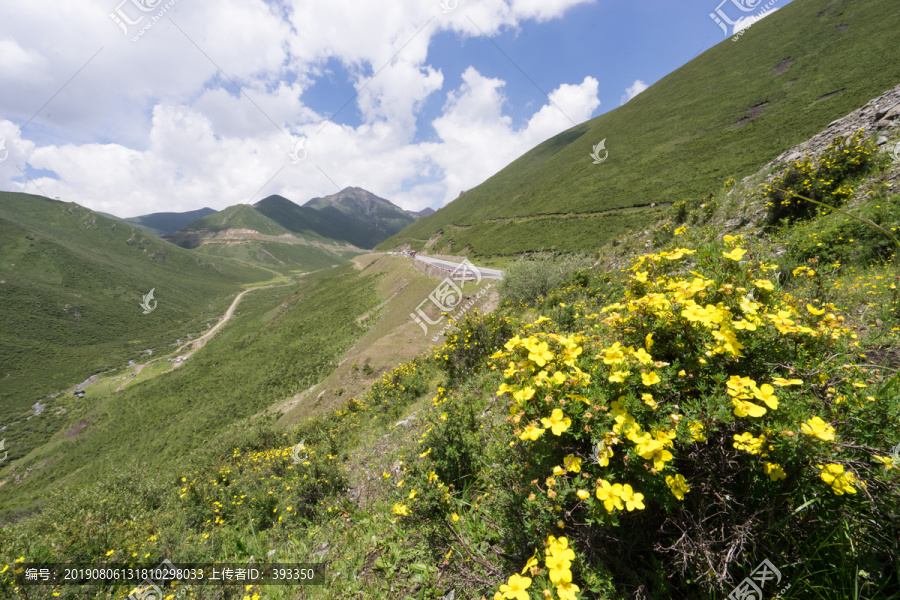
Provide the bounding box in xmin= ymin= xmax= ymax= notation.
xmin=413 ymin=256 xmax=481 ymax=281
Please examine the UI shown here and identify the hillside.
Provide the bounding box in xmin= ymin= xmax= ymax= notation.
xmin=101 ymin=207 xmax=217 ymax=237
xmin=379 ymin=0 xmax=900 ymax=258
xmin=0 ymin=192 xmax=275 ymax=436
xmin=2 ymin=0 xmax=900 ymax=597
xmin=166 ymin=188 xmax=414 ymax=254
xmin=303 ymin=186 xmax=417 ymax=247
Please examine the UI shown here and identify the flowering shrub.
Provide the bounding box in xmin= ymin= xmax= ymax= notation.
xmin=764 ymin=130 xmax=881 ymax=225
xmin=475 ymin=233 xmax=900 ymax=596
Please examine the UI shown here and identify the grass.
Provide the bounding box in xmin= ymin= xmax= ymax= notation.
xmin=379 ymin=0 xmax=900 ymax=258
xmin=0 ymin=260 xmax=383 ymax=518
xmin=0 ymin=193 xmax=275 ymax=425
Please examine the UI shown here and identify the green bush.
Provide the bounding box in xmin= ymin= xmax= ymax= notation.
xmin=764 ymin=130 xmax=882 ymax=225
xmin=473 ymin=235 xmax=900 ymax=598
xmin=498 ymin=252 xmax=593 ymax=306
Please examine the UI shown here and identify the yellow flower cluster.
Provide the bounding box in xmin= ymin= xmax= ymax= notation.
xmin=495 ymin=536 xmax=581 ymax=600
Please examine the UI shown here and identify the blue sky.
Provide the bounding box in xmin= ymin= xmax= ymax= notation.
xmin=0 ymin=0 xmax=792 ymax=216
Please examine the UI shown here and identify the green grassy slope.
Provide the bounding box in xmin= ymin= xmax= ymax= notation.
xmin=120 ymin=207 xmax=217 ymax=236
xmin=0 ymin=261 xmax=383 ymax=517
xmin=175 ymin=203 xmax=292 ymax=237
xmin=379 ymin=0 xmax=900 ymax=256
xmin=193 ymin=239 xmax=360 ymax=276
xmin=0 ymin=193 xmax=272 ymax=423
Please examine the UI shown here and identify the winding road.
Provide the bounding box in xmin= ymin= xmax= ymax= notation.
xmin=414 ymin=255 xmax=504 ymax=280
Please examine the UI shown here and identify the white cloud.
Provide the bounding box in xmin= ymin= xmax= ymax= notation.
xmin=0 ymin=0 xmax=598 ymax=216
xmin=621 ymin=80 xmax=648 ymax=105
xmin=429 ymin=68 xmax=600 ymax=204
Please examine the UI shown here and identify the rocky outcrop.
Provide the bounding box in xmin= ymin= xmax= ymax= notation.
xmin=761 ymin=83 xmax=900 ymax=172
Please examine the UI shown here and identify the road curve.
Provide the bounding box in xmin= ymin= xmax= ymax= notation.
xmin=414 ymin=256 xmax=504 ymax=280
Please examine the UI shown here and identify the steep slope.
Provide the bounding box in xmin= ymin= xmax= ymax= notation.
xmin=0 ymin=192 xmax=272 ymax=422
xmin=379 ymin=0 xmax=900 ymax=257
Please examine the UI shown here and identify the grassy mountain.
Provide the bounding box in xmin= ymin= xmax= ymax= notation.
xmin=379 ymin=0 xmax=900 ymax=258
xmin=170 ymin=203 xmax=293 ymax=241
xmin=303 ymin=186 xmax=417 ymax=247
xmin=0 ymin=192 xmax=275 ymax=426
xmin=168 ymin=188 xmax=416 ymax=252
xmin=100 ymin=207 xmax=217 ymax=237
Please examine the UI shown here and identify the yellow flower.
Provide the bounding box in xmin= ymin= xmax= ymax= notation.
xmin=752 ymin=279 xmax=774 ymax=291
xmin=801 ymin=416 xmax=835 ymax=442
xmin=609 ymin=370 xmax=631 ymax=383
xmin=733 ymin=432 xmax=767 ymax=455
xmin=541 ymin=409 xmax=572 ymax=436
xmin=806 ymin=304 xmax=826 ymax=316
xmin=499 ymin=573 xmax=532 ymax=600
xmin=641 ymin=393 xmax=658 ymax=409
xmin=520 ymin=549 xmax=539 ymax=574
xmin=763 ymin=462 xmax=786 ymax=481
xmin=452 ymin=513 xmax=460 ymax=522
xmin=665 ymin=474 xmax=690 ymax=500
xmin=602 ymin=342 xmax=627 ymax=365
xmin=818 ymin=463 xmax=858 ymax=495
xmin=722 ymin=247 xmax=747 ymax=261
xmin=513 ymin=387 xmax=536 ymax=404
xmin=873 ymin=456 xmax=896 ymax=470
xmin=752 ymin=384 xmax=778 ymax=410
xmin=732 ymin=398 xmax=766 ymax=418
xmin=596 ymin=480 xmax=624 ymax=512
xmin=632 ymin=348 xmax=653 ymax=365
xmin=519 ymin=425 xmax=546 ymax=441
xmin=576 ymin=489 xmax=589 ymax=500
xmin=688 ymin=421 xmax=706 ymax=442
xmin=527 ymin=340 xmax=554 ymax=367
xmin=619 ymin=484 xmax=645 ymax=511
xmin=556 ymin=581 xmax=581 ymax=600
xmin=545 ymin=538 xmax=575 ymax=584
xmin=641 ymin=371 xmax=661 ymax=386
xmin=771 ymin=377 xmax=803 ymax=387
xmin=563 ymin=454 xmax=582 ymax=473
xmin=392 ymin=504 xmax=409 ymax=516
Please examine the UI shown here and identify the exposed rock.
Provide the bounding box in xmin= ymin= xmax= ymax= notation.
xmin=765 ymin=83 xmax=900 ymax=173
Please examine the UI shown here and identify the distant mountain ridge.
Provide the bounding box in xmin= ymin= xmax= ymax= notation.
xmin=170 ymin=187 xmax=416 ymax=250
xmin=101 ymin=207 xmax=217 ymax=237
